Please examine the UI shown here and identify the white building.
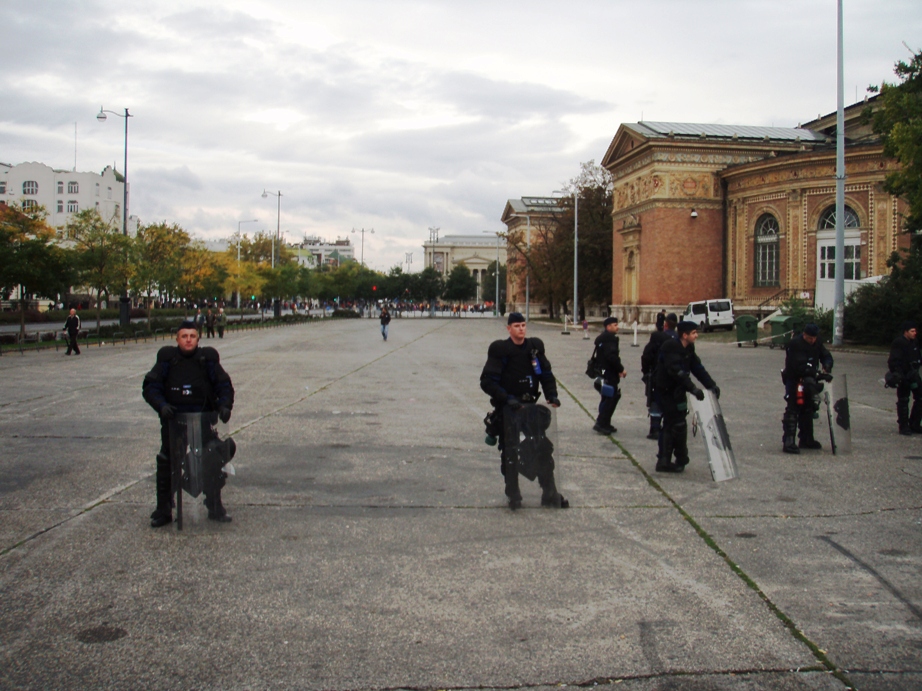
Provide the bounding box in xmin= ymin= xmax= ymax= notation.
xmin=422 ymin=232 xmax=507 ymax=303
xmin=291 ymin=236 xmax=355 ymax=268
xmin=0 ymin=161 xmax=137 ymax=234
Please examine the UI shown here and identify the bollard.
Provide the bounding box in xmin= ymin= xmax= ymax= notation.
xmin=632 ymin=321 xmax=639 ymax=347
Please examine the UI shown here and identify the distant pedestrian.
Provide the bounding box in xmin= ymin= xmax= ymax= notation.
xmin=63 ymin=308 xmax=81 ymax=356
xmin=194 ymin=308 xmax=204 ymax=336
xmin=216 ymin=308 xmax=227 ymax=338
xmin=380 ymin=307 xmax=391 ymax=341
xmin=205 ymin=308 xmax=216 ymax=338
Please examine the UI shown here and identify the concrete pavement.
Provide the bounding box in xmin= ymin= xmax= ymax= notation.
xmin=0 ymin=318 xmax=919 ymax=690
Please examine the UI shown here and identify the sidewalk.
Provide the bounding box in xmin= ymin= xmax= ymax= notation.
xmin=0 ymin=318 xmax=918 ymax=690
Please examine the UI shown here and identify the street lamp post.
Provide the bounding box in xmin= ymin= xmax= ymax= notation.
xmin=483 ymin=231 xmax=502 ymax=317
xmin=96 ymin=106 xmax=133 ymax=327
xmin=352 ymin=227 xmax=375 ymax=265
xmin=553 ymin=190 xmax=578 ymax=333
xmin=261 ymin=190 xmax=282 ymax=317
xmin=236 ymin=219 xmax=258 ymax=309
xmin=508 ymin=214 xmax=532 ymax=322
xmin=405 ymin=252 xmax=412 ymax=273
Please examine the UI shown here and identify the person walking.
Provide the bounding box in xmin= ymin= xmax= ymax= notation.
xmin=592 ymin=317 xmax=627 ymax=434
xmin=480 ymin=313 xmax=566 ymax=510
xmin=641 ymin=312 xmax=678 ymax=440
xmin=887 ymin=321 xmax=922 ymax=435
xmin=380 ymin=307 xmax=391 ymax=341
xmin=653 ymin=320 xmax=719 ymax=473
xmin=63 ymin=308 xmax=81 ymax=356
xmin=142 ymin=321 xmax=235 ymax=527
xmin=205 ymin=308 xmax=216 ymax=338
xmin=216 ymin=308 xmax=227 ymax=338
xmin=781 ymin=323 xmax=834 ymax=453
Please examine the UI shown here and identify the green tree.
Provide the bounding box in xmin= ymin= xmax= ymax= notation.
xmin=0 ymin=204 xmax=75 ymax=338
xmin=133 ymin=221 xmax=190 ymax=316
xmin=482 ymin=259 xmax=506 ymax=311
xmin=442 ymin=264 xmax=478 ymax=302
xmin=415 ymin=267 xmax=444 ymax=314
xmin=65 ymin=209 xmax=134 ymax=332
xmin=868 ymin=49 xmax=922 ymax=233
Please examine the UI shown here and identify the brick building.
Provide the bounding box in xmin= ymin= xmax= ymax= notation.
xmin=600 ymin=99 xmax=908 ymax=325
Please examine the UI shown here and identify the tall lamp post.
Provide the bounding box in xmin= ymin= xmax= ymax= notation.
xmin=554 ymin=190 xmax=578 ymax=333
xmin=96 ymin=106 xmax=133 ymax=326
xmin=508 ymin=214 xmax=531 ymax=321
xmin=261 ymin=190 xmax=282 ymax=317
xmin=352 ymin=227 xmax=375 ymax=265
xmin=236 ymin=219 xmax=258 ymax=309
xmin=405 ymin=252 xmax=413 ymax=273
xmin=483 ymin=231 xmax=502 ymax=317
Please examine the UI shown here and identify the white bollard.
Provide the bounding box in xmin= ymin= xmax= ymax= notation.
xmin=632 ymin=320 xmax=639 ymax=347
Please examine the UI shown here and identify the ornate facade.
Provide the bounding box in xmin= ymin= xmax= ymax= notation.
xmin=422 ymin=233 xmax=506 ymax=304
xmin=600 ymin=99 xmax=908 ymax=324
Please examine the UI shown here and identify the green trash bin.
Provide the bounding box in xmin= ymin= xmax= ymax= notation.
xmin=767 ymin=315 xmax=795 ymax=349
xmin=735 ymin=315 xmax=759 ymax=348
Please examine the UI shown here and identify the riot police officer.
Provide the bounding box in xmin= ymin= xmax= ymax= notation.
xmin=782 ymin=323 xmax=834 ymax=453
xmin=653 ymin=320 xmax=719 ymax=473
xmin=592 ymin=316 xmax=626 ymax=434
xmin=887 ymin=321 xmax=922 ymax=435
xmin=142 ymin=321 xmax=235 ymax=527
xmin=480 ymin=313 xmax=565 ymax=510
xmin=641 ymin=312 xmax=678 ymax=440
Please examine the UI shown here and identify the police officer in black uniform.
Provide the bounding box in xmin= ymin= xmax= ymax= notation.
xmin=887 ymin=321 xmax=922 ymax=435
xmin=142 ymin=321 xmax=235 ymax=527
xmin=653 ymin=320 xmax=719 ymax=473
xmin=480 ymin=313 xmax=565 ymax=510
xmin=592 ymin=316 xmax=626 ymax=434
xmin=781 ymin=323 xmax=834 ymax=453
xmin=641 ymin=312 xmax=678 ymax=440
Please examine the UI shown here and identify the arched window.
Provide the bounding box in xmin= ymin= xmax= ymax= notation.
xmin=22 ymin=181 xmax=38 ymax=195
xmin=819 ymin=205 xmax=860 ymax=229
xmin=755 ymin=214 xmax=779 ymax=287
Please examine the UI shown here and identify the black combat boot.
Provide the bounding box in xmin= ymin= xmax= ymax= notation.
xmin=150 ymin=453 xmax=173 ymax=528
xmin=797 ymin=413 xmax=822 ymax=450
xmin=898 ymin=397 xmax=912 ymax=435
xmin=909 ymin=399 xmax=922 ymax=434
xmin=204 ymin=488 xmax=232 ymax=522
xmin=782 ymin=413 xmax=799 ymax=454
xmin=501 ymin=451 xmax=522 ymax=510
xmin=655 ymin=425 xmax=681 ymax=473
xmin=539 ymin=474 xmax=569 ymax=508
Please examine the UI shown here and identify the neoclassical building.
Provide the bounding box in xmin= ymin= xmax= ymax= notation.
xmin=423 ymin=233 xmax=507 ymax=303
xmin=600 ymin=98 xmax=908 ymax=323
xmin=500 ymin=197 xmax=564 ymax=318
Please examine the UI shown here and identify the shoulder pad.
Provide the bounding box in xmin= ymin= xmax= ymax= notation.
xmin=529 ymin=337 xmax=546 ymax=352
xmin=199 ymin=346 xmax=220 ymax=363
xmin=156 ymin=346 xmax=179 ymax=362
xmin=487 ymin=340 xmax=507 ymax=357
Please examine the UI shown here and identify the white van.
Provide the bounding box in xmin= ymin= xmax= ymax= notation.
xmin=683 ymin=299 xmax=735 ymax=332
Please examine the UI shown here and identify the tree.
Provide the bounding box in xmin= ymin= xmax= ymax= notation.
xmin=0 ymin=204 xmax=75 ymax=338
xmin=415 ymin=267 xmax=444 ymax=314
xmin=868 ymin=49 xmax=922 ymax=233
xmin=133 ymin=221 xmax=190 ymax=315
xmin=176 ymin=241 xmax=222 ymax=307
xmin=442 ymin=264 xmax=478 ymax=302
xmin=65 ymin=209 xmax=133 ymax=332
xmin=553 ymin=161 xmax=614 ymax=320
xmin=482 ymin=259 xmax=507 ymax=310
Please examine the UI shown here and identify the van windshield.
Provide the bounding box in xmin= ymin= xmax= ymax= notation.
xmin=709 ymin=301 xmax=731 ymax=312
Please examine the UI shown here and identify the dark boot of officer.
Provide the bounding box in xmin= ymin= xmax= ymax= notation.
xmin=910 ymin=398 xmax=922 ymax=434
xmin=897 ymin=396 xmax=912 ymax=435
xmin=671 ymin=419 xmax=690 ymax=469
xmin=782 ymin=412 xmax=800 ymax=454
xmin=150 ymin=453 xmax=173 ymax=528
xmin=797 ymin=408 xmax=822 ymax=450
xmin=655 ymin=423 xmax=681 ymax=473
xmin=501 ymin=451 xmax=522 ymax=510
xmin=203 ymin=473 xmax=232 ymax=522
xmin=538 ymin=472 xmax=569 ymax=508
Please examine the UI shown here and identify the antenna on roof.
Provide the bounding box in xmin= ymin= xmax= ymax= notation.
xmin=73 ymin=122 xmax=77 ymax=172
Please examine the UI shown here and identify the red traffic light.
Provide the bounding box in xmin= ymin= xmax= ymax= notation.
xmin=372 ymin=285 xmax=377 ymax=291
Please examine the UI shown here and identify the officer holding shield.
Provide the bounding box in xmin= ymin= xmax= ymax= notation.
xmin=781 ymin=323 xmax=834 ymax=453
xmin=888 ymin=321 xmax=922 ymax=435
xmin=142 ymin=321 xmax=235 ymax=527
xmin=653 ymin=320 xmax=719 ymax=473
xmin=592 ymin=316 xmax=626 ymax=435
xmin=480 ymin=313 xmax=565 ymax=510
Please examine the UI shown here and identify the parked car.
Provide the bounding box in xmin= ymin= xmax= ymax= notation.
xmin=683 ymin=299 xmax=735 ymax=332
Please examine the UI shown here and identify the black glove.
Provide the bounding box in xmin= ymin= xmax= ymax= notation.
xmin=692 ymin=388 xmax=705 ymax=401
xmin=817 ymin=372 xmax=833 ymax=383
xmin=160 ymin=404 xmax=175 ymax=420
xmin=546 ymin=396 xmax=561 ymax=407
xmin=709 ymin=385 xmax=720 ymax=399
xmin=218 ymin=406 xmax=232 ymax=424
xmin=506 ymin=396 xmax=523 ymax=410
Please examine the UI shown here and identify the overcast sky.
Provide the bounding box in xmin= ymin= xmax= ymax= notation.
xmin=2 ymin=0 xmax=919 ymax=272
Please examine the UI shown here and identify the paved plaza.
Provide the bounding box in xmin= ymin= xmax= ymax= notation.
xmin=0 ymin=317 xmax=920 ymax=690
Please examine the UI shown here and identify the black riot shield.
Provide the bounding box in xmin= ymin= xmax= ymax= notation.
xmin=824 ymin=373 xmax=851 ymax=455
xmin=168 ymin=412 xmax=236 ymax=530
xmin=503 ymin=402 xmax=559 ymax=485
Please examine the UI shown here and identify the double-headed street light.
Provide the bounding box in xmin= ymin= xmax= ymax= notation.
xmin=554 ymin=189 xmax=578 ymax=333
xmin=483 ymin=231 xmax=502 ymax=317
xmin=261 ymin=190 xmax=282 ymax=269
xmin=352 ymin=227 xmax=374 ymax=265
xmin=96 ymin=106 xmax=133 ymax=327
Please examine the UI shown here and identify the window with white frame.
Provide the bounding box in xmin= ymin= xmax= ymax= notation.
xmin=0 ymin=181 xmax=6 ymax=194
xmin=754 ymin=213 xmax=780 ymax=287
xmin=57 ymin=200 xmax=64 ymax=213
xmin=68 ymin=181 xmax=79 ymax=194
xmin=819 ymin=244 xmax=862 ymax=280
xmin=819 ymin=205 xmax=860 ymax=230
xmin=57 ymin=181 xmax=64 ymax=195
xmin=67 ymin=200 xmax=78 ymax=213
xmin=22 ymin=199 xmax=37 ymax=210
xmin=23 ymin=181 xmax=38 ymax=195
